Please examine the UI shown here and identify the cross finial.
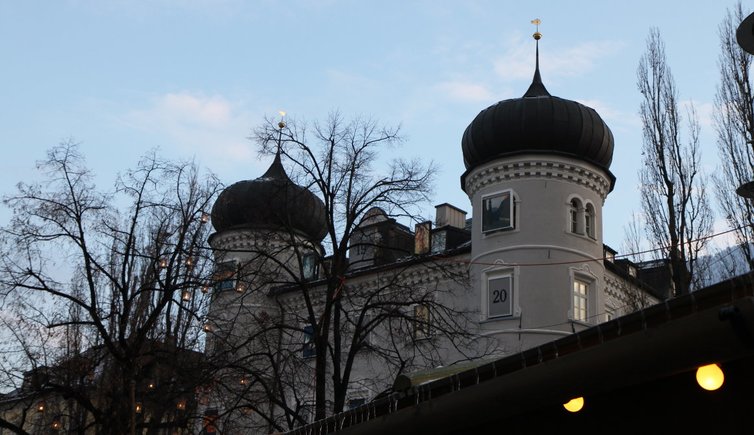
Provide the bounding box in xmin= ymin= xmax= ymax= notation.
xmin=531 ymin=18 xmax=542 ymax=40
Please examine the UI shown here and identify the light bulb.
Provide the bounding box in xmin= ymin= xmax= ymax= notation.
xmin=563 ymin=396 xmax=584 ymax=413
xmin=696 ymin=363 xmax=724 ymax=391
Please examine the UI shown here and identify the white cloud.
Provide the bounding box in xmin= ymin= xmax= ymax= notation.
xmin=494 ymin=35 xmax=624 ymax=82
xmin=680 ymin=99 xmax=715 ymax=129
xmin=436 ymin=81 xmax=493 ymax=103
xmin=579 ymin=98 xmax=640 ymax=128
xmin=122 ymin=92 xmax=261 ymax=172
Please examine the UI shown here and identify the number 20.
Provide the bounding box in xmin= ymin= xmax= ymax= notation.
xmin=492 ymin=289 xmax=507 ymax=303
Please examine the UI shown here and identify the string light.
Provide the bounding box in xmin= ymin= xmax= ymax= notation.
xmin=562 ymin=396 xmax=584 ymax=412
xmin=696 ymin=363 xmax=725 ymax=391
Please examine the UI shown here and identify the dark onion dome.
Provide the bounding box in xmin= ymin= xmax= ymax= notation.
xmin=211 ymin=153 xmax=328 ymax=241
xmin=461 ymin=54 xmax=615 ymax=190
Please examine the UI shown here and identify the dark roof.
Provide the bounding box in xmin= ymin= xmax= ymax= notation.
xmin=737 ymin=11 xmax=754 ymax=55
xmin=268 ymin=244 xmax=471 ymax=297
xmin=460 ymin=44 xmax=615 ymax=190
xmin=210 ymin=153 xmax=327 ymax=241
xmin=286 ymin=272 xmax=754 ymax=435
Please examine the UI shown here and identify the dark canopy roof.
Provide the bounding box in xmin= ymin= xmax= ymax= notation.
xmin=461 ymin=46 xmax=615 ymax=190
xmin=211 ymin=153 xmax=327 ymax=241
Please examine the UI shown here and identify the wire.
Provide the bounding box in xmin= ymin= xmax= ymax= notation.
xmin=437 ymin=223 xmax=753 ymax=268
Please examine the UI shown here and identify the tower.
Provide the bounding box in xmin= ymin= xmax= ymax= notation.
xmin=207 ymin=140 xmax=327 ymax=337
xmin=461 ymin=28 xmax=616 ymax=350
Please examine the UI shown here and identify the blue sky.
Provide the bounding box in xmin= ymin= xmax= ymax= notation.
xmin=0 ymin=0 xmax=744 ymax=253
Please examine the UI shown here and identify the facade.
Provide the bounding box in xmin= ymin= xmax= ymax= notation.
xmin=202 ymin=40 xmax=665 ymax=433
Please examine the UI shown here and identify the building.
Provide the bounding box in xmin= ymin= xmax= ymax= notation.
xmin=202 ymin=35 xmax=667 ymax=433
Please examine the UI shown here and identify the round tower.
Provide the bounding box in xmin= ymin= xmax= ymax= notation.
xmin=207 ymin=148 xmax=327 ymax=334
xmin=461 ymin=34 xmax=615 ymax=351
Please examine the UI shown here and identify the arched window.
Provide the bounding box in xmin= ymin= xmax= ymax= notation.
xmin=569 ymin=198 xmax=583 ymax=234
xmin=585 ymin=203 xmax=595 ymax=239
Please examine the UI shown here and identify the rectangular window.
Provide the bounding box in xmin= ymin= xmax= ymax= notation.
xmin=488 ymin=275 xmax=513 ymax=318
xmin=303 ymin=325 xmax=316 ymax=358
xmin=482 ymin=191 xmax=514 ymax=232
xmin=413 ymin=305 xmax=431 ymax=339
xmin=213 ymin=261 xmax=237 ymax=292
xmin=302 ymin=253 xmax=318 ymax=281
xmin=573 ymin=279 xmax=589 ymax=322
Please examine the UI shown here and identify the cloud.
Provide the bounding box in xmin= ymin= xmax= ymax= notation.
xmin=680 ymin=99 xmax=715 ymax=129
xmin=436 ymin=81 xmax=493 ymax=103
xmin=494 ymin=35 xmax=624 ymax=82
xmin=122 ymin=92 xmax=261 ymax=171
xmin=578 ymin=98 xmax=640 ymax=128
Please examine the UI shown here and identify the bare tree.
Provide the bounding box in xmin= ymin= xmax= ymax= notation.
xmin=713 ymin=2 xmax=754 ymax=274
xmin=201 ymin=113 xmax=486 ymax=432
xmin=637 ymin=28 xmax=714 ymax=295
xmin=0 ymin=141 xmax=223 ymax=434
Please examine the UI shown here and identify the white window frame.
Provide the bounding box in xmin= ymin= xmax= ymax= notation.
xmin=572 ymin=279 xmax=589 ymax=322
xmin=569 ymin=266 xmax=597 ymax=324
xmin=482 ymin=264 xmax=520 ymax=321
xmin=487 ymin=275 xmax=514 ymax=319
xmin=481 ymin=189 xmax=516 ymax=233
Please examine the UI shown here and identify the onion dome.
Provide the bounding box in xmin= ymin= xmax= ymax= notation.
xmin=211 ymin=152 xmax=328 ymax=241
xmin=461 ymin=40 xmax=615 ymax=189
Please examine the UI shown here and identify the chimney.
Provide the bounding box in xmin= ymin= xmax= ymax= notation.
xmin=435 ymin=203 xmax=467 ymax=229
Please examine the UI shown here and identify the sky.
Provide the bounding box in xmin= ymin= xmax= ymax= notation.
xmin=0 ymin=0 xmax=747 ymax=254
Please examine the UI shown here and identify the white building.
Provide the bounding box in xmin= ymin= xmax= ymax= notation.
xmin=203 ymin=40 xmax=666 ymax=433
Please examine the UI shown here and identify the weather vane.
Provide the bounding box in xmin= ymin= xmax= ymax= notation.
xmin=278 ymin=110 xmax=286 ymax=129
xmin=531 ymin=18 xmax=542 ymax=40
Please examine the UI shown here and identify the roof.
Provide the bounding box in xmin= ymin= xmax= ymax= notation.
xmin=460 ymin=41 xmax=615 ymax=190
xmin=210 ymin=152 xmax=328 ymax=241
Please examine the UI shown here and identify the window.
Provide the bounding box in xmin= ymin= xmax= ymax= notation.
xmin=573 ymin=279 xmax=589 ymax=322
xmin=487 ymin=275 xmax=513 ymax=318
xmin=584 ymin=204 xmax=594 ymax=237
xmin=302 ymin=253 xmax=318 ymax=281
xmin=303 ymin=325 xmax=316 ymax=358
xmin=569 ymin=198 xmax=583 ymax=234
xmin=570 ymin=199 xmax=579 ymax=233
xmin=413 ymin=305 xmax=431 ymax=339
xmin=482 ymin=190 xmax=515 ymax=233
xmin=605 ymin=306 xmax=616 ymax=322
xmin=213 ymin=261 xmax=237 ymax=292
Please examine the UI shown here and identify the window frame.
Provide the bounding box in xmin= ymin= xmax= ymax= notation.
xmin=213 ymin=260 xmax=238 ymax=292
xmin=302 ymin=253 xmax=319 ymax=281
xmin=585 ymin=203 xmax=596 ymax=239
xmin=412 ymin=304 xmax=432 ymax=340
xmin=302 ymin=324 xmax=316 ymax=358
xmin=487 ymin=274 xmax=514 ymax=319
xmin=572 ymin=279 xmax=589 ymax=323
xmin=481 ymin=189 xmax=516 ymax=233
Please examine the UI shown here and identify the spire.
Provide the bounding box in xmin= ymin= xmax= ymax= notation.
xmin=261 ymin=111 xmax=291 ymax=180
xmin=523 ymin=18 xmax=551 ymax=98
